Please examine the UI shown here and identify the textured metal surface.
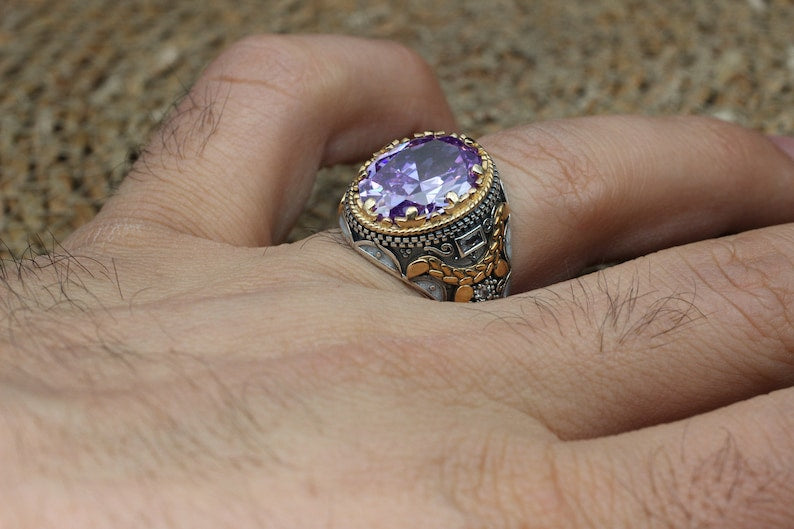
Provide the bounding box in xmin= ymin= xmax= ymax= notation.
xmin=341 ymin=168 xmax=511 ymax=302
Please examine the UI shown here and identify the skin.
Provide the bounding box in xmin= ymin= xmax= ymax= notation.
xmin=2 ymin=34 xmax=794 ymax=528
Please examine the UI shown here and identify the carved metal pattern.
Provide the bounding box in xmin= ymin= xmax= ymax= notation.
xmin=423 ymin=243 xmax=455 ymax=258
xmin=404 ymin=203 xmax=510 ymax=302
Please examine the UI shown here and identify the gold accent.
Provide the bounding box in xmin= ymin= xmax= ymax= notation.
xmin=394 ymin=206 xmax=426 ymax=228
xmin=455 ymin=285 xmax=474 ymax=302
xmin=406 ymin=261 xmax=430 ymax=279
xmin=346 ymin=131 xmax=495 ymax=236
xmin=405 ymin=203 xmax=511 ymax=302
xmin=494 ymin=259 xmax=509 ymax=278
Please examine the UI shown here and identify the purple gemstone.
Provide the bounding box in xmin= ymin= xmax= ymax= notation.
xmin=358 ymin=135 xmax=482 ymax=222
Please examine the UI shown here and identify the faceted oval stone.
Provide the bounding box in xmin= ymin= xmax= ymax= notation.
xmin=358 ymin=135 xmax=482 ymax=222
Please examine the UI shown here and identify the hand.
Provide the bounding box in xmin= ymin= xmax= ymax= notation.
xmin=3 ymin=34 xmax=794 ymax=528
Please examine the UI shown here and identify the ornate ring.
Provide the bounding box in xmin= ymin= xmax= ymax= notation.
xmin=339 ymin=131 xmax=511 ymax=302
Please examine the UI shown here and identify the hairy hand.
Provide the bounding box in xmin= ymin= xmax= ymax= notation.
xmin=2 ymin=35 xmax=794 ymax=529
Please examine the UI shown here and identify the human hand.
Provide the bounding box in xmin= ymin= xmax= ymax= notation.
xmin=3 ymin=34 xmax=794 ymax=528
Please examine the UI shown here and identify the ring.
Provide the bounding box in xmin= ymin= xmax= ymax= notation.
xmin=339 ymin=131 xmax=511 ymax=302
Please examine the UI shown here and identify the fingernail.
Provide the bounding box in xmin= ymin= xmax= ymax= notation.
xmin=769 ymin=135 xmax=794 ymax=160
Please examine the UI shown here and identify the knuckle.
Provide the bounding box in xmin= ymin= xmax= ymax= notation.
xmin=546 ymin=446 xmax=622 ymax=529
xmin=488 ymin=122 xmax=611 ymax=228
xmin=204 ymin=35 xmax=323 ymax=103
xmin=440 ymin=435 xmax=579 ymax=527
xmin=753 ymin=392 xmax=794 ymax=452
xmin=635 ymin=427 xmax=794 ymax=527
xmin=676 ymin=115 xmax=761 ymax=171
xmin=213 ymin=34 xmax=307 ymax=75
xmin=380 ymin=40 xmax=436 ymax=84
xmin=698 ymin=232 xmax=794 ymax=351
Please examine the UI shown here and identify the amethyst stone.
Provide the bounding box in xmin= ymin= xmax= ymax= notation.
xmin=358 ymin=135 xmax=482 ymax=222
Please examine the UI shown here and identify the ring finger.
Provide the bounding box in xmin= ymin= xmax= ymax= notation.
xmin=443 ymin=116 xmax=794 ymax=439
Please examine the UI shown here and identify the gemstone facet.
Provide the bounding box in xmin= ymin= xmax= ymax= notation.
xmin=358 ymin=135 xmax=482 ymax=222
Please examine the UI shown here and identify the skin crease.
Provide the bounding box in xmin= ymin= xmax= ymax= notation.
xmin=2 ymin=34 xmax=794 ymax=528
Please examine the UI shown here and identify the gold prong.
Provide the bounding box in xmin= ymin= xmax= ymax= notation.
xmin=445 ymin=191 xmax=459 ymax=205
xmin=405 ymin=206 xmax=419 ymax=220
xmin=472 ymin=164 xmax=484 ymax=175
xmin=363 ymin=198 xmax=376 ymax=212
xmin=395 ymin=214 xmax=426 ymax=229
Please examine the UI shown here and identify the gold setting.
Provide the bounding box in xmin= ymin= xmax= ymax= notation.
xmin=344 ymin=131 xmax=495 ymax=236
xmin=405 ymin=203 xmax=510 ymax=302
xmin=340 ymin=130 xmax=511 ymax=302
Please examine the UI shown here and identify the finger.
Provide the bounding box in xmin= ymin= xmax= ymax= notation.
xmin=67 ymin=35 xmax=456 ymax=249
xmin=460 ymin=221 xmax=793 ymax=441
xmin=481 ymin=116 xmax=794 ymax=291
xmin=438 ymin=388 xmax=794 ymax=528
xmin=325 ymin=218 xmax=791 ymax=445
xmin=557 ymin=388 xmax=794 ymax=528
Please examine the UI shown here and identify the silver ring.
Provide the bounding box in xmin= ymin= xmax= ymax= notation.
xmin=339 ymin=131 xmax=511 ymax=302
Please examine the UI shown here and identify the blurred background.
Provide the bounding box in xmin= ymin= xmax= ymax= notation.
xmin=1 ymin=0 xmax=793 ymax=256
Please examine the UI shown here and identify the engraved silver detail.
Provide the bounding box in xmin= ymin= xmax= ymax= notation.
xmin=411 ymin=277 xmax=447 ymax=301
xmin=353 ymin=241 xmax=400 ymax=274
xmin=423 ymin=243 xmax=455 ymax=258
xmin=455 ymin=226 xmax=487 ymax=257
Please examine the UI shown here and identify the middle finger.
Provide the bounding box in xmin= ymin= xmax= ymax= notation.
xmin=487 ymin=115 xmax=794 ymax=291
xmin=461 ymin=116 xmax=794 ymax=438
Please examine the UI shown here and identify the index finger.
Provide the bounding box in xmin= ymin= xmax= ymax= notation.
xmin=67 ymin=35 xmax=456 ymax=249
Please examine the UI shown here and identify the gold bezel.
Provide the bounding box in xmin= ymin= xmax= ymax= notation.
xmin=346 ymin=131 xmax=495 ymax=236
